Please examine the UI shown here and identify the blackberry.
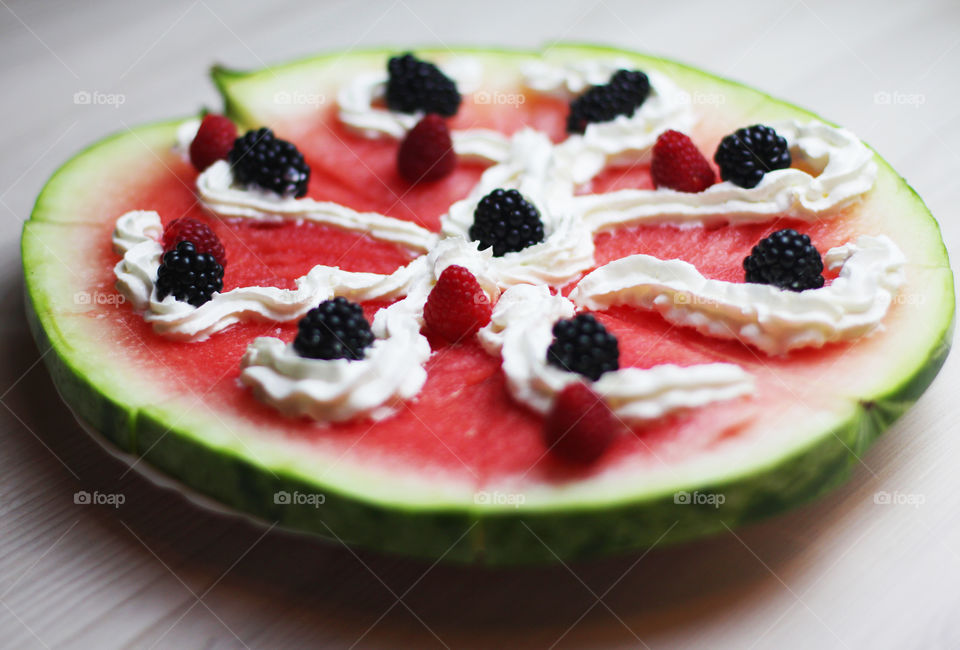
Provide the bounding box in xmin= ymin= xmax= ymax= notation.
xmin=547 ymin=314 xmax=619 ymax=381
xmin=468 ymin=188 xmax=545 ymax=257
xmin=293 ymin=297 xmax=375 ymax=361
xmin=744 ymin=229 xmax=824 ymax=292
xmin=228 ymin=127 xmax=310 ymax=198
xmin=386 ymin=53 xmax=461 ymax=117
xmin=155 ymin=241 xmax=223 ymax=307
xmin=567 ymin=69 xmax=650 ymax=134
xmin=714 ymin=124 xmax=791 ymax=189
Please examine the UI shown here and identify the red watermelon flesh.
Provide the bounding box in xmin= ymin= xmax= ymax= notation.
xmin=58 ymin=88 xmax=927 ymax=489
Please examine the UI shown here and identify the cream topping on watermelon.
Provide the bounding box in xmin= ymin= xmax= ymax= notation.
xmin=196 ymin=159 xmax=439 ymax=253
xmin=478 ymin=284 xmax=754 ymax=420
xmin=575 ymin=121 xmax=878 ymax=228
xmin=440 ymin=128 xmax=596 ymax=288
xmin=113 ymin=210 xmax=426 ymax=341
xmin=111 ymin=60 xmax=901 ymax=423
xmin=521 ymin=61 xmax=696 ymax=184
xmin=570 ymin=235 xmax=906 ymax=355
xmin=240 ymin=285 xmax=432 ymax=422
xmin=238 ymin=238 xmax=495 ymax=421
xmin=337 ymin=56 xmax=484 ymax=139
xmin=337 ymin=58 xmax=695 ymax=183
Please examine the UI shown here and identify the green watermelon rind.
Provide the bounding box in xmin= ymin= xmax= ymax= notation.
xmin=22 ymin=45 xmax=954 ymax=564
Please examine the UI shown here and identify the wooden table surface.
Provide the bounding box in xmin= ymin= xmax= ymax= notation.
xmin=2 ymin=0 xmax=958 ymax=647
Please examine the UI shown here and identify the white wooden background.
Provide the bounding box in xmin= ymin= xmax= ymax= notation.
xmin=1 ymin=0 xmax=958 ymax=647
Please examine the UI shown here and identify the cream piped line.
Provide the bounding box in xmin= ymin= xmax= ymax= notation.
xmin=237 ymin=238 xmax=494 ymax=422
xmin=521 ymin=62 xmax=696 ymax=184
xmin=335 ymin=57 xmax=513 ymax=164
xmin=478 ymin=284 xmax=754 ymax=419
xmin=196 ymin=161 xmax=438 ymax=253
xmin=113 ymin=210 xmax=425 ymax=341
xmin=569 ymin=235 xmax=905 ymax=355
xmin=441 ymin=128 xmax=596 ymax=289
xmin=239 ymin=284 xmax=432 ymax=423
xmin=574 ymin=121 xmax=878 ymax=229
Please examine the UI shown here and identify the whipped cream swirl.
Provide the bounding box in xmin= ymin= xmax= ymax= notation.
xmin=478 ymin=284 xmax=754 ymax=419
xmin=197 ymin=160 xmax=438 ymax=253
xmin=441 ymin=128 xmax=595 ymax=288
xmin=112 ymin=210 xmax=425 ymax=341
xmin=570 ymin=235 xmax=905 ymax=355
xmin=239 ymin=237 xmax=492 ymax=421
xmin=574 ymin=120 xmax=878 ymax=229
xmin=239 ymin=284 xmax=431 ymax=423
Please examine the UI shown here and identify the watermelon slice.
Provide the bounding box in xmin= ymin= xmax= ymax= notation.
xmin=23 ymin=45 xmax=953 ymax=564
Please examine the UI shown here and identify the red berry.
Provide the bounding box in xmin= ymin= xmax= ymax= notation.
xmin=651 ymin=129 xmax=716 ymax=193
xmin=544 ymin=383 xmax=620 ymax=464
xmin=423 ymin=265 xmax=491 ymax=342
xmin=189 ymin=114 xmax=237 ymax=172
xmin=397 ymin=114 xmax=456 ymax=184
xmin=162 ymin=218 xmax=227 ymax=267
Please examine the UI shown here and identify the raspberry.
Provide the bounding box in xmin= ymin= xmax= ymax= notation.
xmin=469 ymin=188 xmax=545 ymax=257
xmin=293 ymin=297 xmax=375 ymax=361
xmin=386 ymin=53 xmax=461 ymax=116
xmin=155 ymin=241 xmax=223 ymax=307
xmin=651 ymin=130 xmax=716 ymax=193
xmin=714 ymin=124 xmax=792 ymax=189
xmin=744 ymin=228 xmax=824 ymax=291
xmin=547 ymin=313 xmax=619 ymax=381
xmin=567 ymin=69 xmax=650 ymax=134
xmin=543 ymin=383 xmax=620 ymax=464
xmin=422 ymin=265 xmax=492 ymax=343
xmin=228 ymin=127 xmax=310 ymax=198
xmin=189 ymin=114 xmax=237 ymax=172
xmin=162 ymin=218 xmax=226 ymax=267
xmin=397 ymin=114 xmax=456 ymax=184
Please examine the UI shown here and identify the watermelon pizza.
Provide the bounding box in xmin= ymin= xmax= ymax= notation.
xmin=22 ymin=45 xmax=953 ymax=564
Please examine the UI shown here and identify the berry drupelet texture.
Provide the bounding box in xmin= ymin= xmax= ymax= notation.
xmin=155 ymin=241 xmax=224 ymax=307
xmin=293 ymin=297 xmax=375 ymax=361
xmin=386 ymin=53 xmax=461 ymax=117
xmin=189 ymin=114 xmax=237 ymax=172
xmin=396 ymin=114 xmax=457 ymax=183
xmin=547 ymin=314 xmax=620 ymax=381
xmin=162 ymin=217 xmax=227 ymax=267
xmin=566 ymin=69 xmax=650 ymax=134
xmin=469 ymin=188 xmax=545 ymax=257
xmin=228 ymin=127 xmax=310 ymax=198
xmin=422 ymin=265 xmax=492 ymax=343
xmin=650 ymin=129 xmax=716 ymax=193
xmin=744 ymin=228 xmax=825 ymax=291
xmin=714 ymin=124 xmax=792 ymax=189
xmin=543 ymin=383 xmax=620 ymax=464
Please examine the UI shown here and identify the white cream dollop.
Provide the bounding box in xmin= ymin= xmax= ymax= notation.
xmin=441 ymin=128 xmax=596 ymax=288
xmin=522 ymin=61 xmax=696 ymax=184
xmin=239 ymin=285 xmax=431 ymax=423
xmin=196 ymin=161 xmax=438 ymax=253
xmin=478 ymin=284 xmax=754 ymax=419
xmin=238 ymin=236 xmax=493 ymax=422
xmin=569 ymin=235 xmax=906 ymax=355
xmin=112 ymin=210 xmax=425 ymax=341
xmin=335 ymin=56 xmax=507 ymax=158
xmin=574 ymin=120 xmax=878 ymax=229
